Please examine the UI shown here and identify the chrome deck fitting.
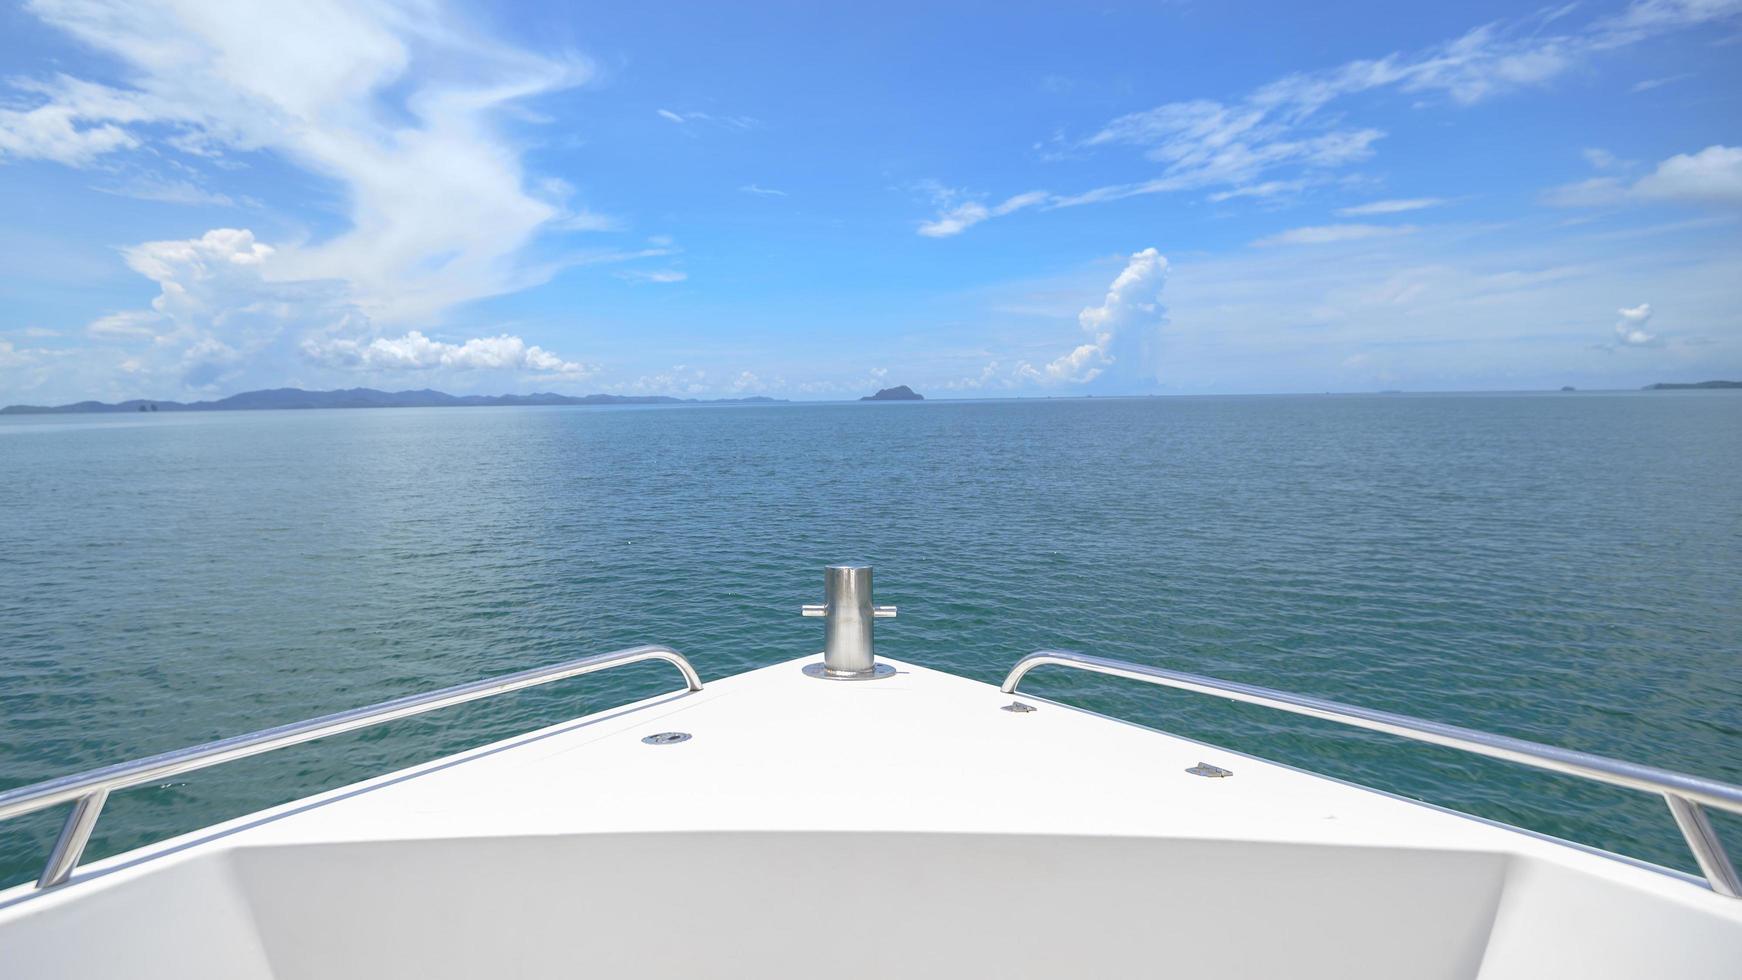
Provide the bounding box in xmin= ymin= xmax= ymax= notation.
xmin=800 ymin=564 xmax=898 ymax=680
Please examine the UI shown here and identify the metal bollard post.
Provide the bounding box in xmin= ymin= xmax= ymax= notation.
xmin=800 ymin=564 xmax=897 ymax=680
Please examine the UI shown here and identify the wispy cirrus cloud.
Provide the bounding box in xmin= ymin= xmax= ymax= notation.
xmin=1336 ymin=197 xmax=1447 ymax=216
xmin=1631 ymin=72 xmax=1693 ymax=92
xmin=1208 ymin=180 xmax=1309 ymax=203
xmin=1253 ymin=224 xmax=1418 ymax=247
xmin=90 ymin=173 xmax=239 ymax=207
xmin=918 ymin=189 xmax=1049 ymax=237
xmin=656 ymin=108 xmax=758 ymax=130
xmin=916 ymin=0 xmax=1742 ymax=236
xmin=615 ymin=269 xmax=688 ymax=284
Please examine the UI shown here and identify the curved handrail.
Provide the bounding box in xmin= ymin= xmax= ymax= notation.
xmin=1002 ymin=649 xmax=1742 ymax=898
xmin=0 ymin=644 xmax=702 ymax=889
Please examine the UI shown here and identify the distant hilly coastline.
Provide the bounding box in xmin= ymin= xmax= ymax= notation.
xmin=0 ymin=387 xmax=786 ymax=415
xmin=1642 ymin=380 xmax=1741 ymax=390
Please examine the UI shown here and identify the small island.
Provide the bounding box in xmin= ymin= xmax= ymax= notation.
xmin=861 ymin=385 xmax=924 ymax=401
xmin=1643 ymin=381 xmax=1741 ymax=390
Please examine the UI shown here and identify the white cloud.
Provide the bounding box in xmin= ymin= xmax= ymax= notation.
xmin=1614 ymin=302 xmax=1660 ymax=346
xmin=630 ymin=365 xmax=710 ymax=395
xmin=616 ymin=269 xmax=688 ymax=283
xmin=0 ymin=1 xmax=627 ymax=397
xmin=2 ymin=0 xmax=593 ymax=327
xmin=1208 ymin=180 xmax=1307 ymax=203
xmin=1336 ymin=197 xmax=1446 ymax=216
xmin=1546 ymin=145 xmax=1742 ymax=208
xmin=959 ymin=218 xmax=1741 ymax=394
xmin=1633 ymin=145 xmax=1742 ymax=205
xmin=1019 ymin=248 xmax=1168 ymax=384
xmin=47 ymin=227 xmax=592 ymax=393
xmin=86 ymin=310 xmax=162 ymax=340
xmin=740 ymin=183 xmax=787 ymax=196
xmin=1077 ymin=101 xmax=1383 ymax=202
xmin=1631 ymin=73 xmax=1692 ymax=93
xmin=91 ymin=173 xmax=235 ymax=207
xmin=303 ymin=330 xmax=592 ymax=375
xmin=917 ymin=1 xmax=1742 ymax=234
xmin=0 ymin=77 xmax=144 ymax=165
xmin=1253 ymin=224 xmax=1418 ymax=247
xmin=548 ymin=210 xmax=622 ymax=232
xmin=918 ymin=189 xmax=1049 ymax=238
xmin=654 ymin=108 xmax=756 ymax=130
xmin=125 ymin=227 xmax=274 ymax=285
xmin=1541 ymin=176 xmax=1629 ymax=208
xmin=1023 ymin=342 xmax=1108 ymax=384
xmin=82 ymin=227 xmax=352 ymax=388
xmin=940 ymin=360 xmax=1006 ymax=391
xmin=1583 ymin=147 xmax=1621 ymax=170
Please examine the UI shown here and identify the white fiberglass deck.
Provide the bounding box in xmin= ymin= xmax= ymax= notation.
xmin=3 ymin=656 xmax=1739 ymax=978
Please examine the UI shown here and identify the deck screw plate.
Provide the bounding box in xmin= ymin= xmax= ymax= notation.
xmin=1186 ymin=762 xmax=1233 ymax=778
xmin=641 ymin=732 xmax=692 ymax=745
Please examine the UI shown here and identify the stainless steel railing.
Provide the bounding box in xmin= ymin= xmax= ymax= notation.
xmin=0 ymin=644 xmax=703 ymax=890
xmin=1002 ymin=649 xmax=1742 ymax=898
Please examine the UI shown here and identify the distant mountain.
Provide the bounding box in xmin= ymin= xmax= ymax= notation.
xmin=860 ymin=385 xmax=923 ymax=401
xmin=1643 ymin=381 xmax=1741 ymax=390
xmin=0 ymin=387 xmax=786 ymax=415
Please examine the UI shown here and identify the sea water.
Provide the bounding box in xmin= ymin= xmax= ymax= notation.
xmin=2 ymin=392 xmax=1738 ymax=887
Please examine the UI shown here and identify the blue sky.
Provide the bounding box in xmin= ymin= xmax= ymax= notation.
xmin=1 ymin=0 xmax=1739 ymax=403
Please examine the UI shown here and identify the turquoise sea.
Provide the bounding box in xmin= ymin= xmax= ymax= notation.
xmin=2 ymin=392 xmax=1739 ymax=889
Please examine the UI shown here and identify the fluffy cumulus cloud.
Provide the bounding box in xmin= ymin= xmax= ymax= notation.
xmin=61 ymin=227 xmax=589 ymax=393
xmin=79 ymin=228 xmax=355 ymax=389
xmin=1546 ymin=145 xmax=1742 ymax=208
xmin=1632 ymin=145 xmax=1742 ymax=206
xmin=1613 ymin=303 xmax=1659 ymax=347
xmin=0 ymin=0 xmax=604 ymax=398
xmin=943 ymin=212 xmax=1742 ymax=394
xmin=303 ymin=331 xmax=591 ymax=375
xmin=917 ymin=1 xmax=1742 ymax=235
xmin=1019 ymin=248 xmax=1169 ymax=384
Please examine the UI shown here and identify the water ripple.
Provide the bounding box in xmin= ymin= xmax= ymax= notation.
xmin=1 ymin=392 xmax=1739 ymax=887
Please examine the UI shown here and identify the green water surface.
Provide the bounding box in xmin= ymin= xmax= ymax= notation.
xmin=2 ymin=392 xmax=1738 ymax=888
